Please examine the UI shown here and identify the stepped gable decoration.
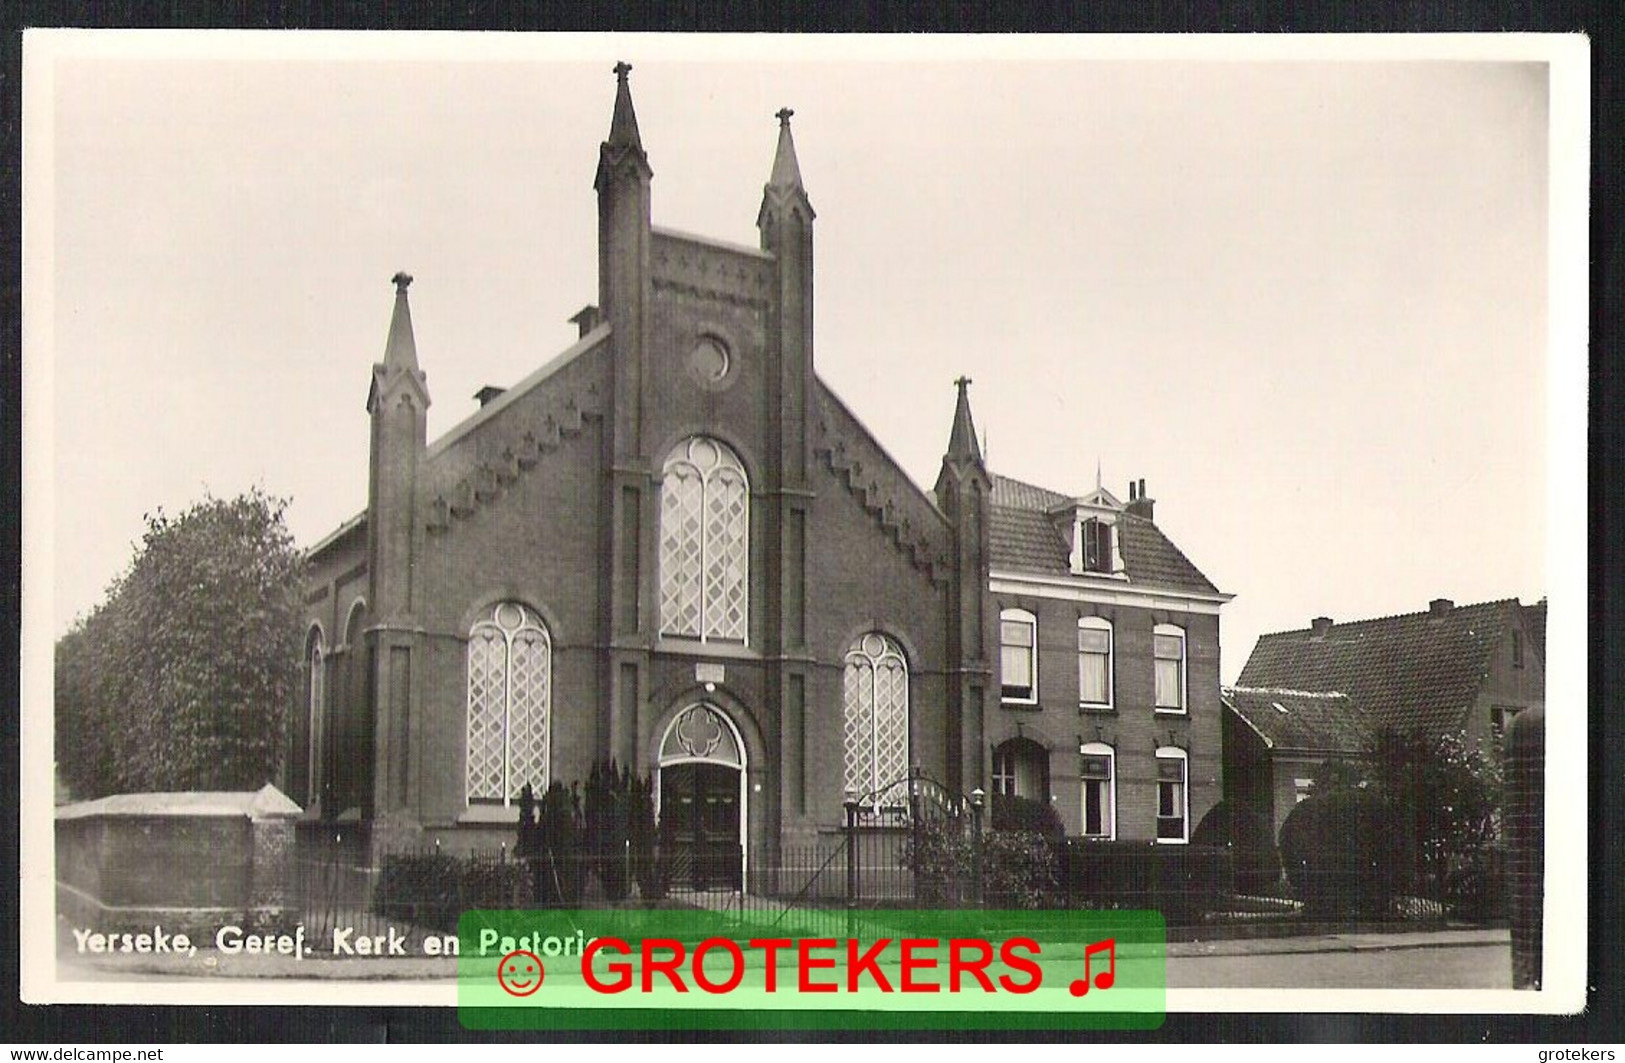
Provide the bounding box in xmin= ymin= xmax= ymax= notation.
xmin=813 ymin=384 xmax=953 ymax=581
xmin=426 ymin=384 xmax=604 ymax=534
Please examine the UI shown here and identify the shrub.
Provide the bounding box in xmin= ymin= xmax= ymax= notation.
xmin=1277 ymin=786 xmax=1410 ymax=919
xmin=373 ymin=851 xmax=528 ymax=933
xmin=990 ymin=794 xmax=1066 ymax=840
xmin=900 ymin=817 xmax=978 ymax=907
xmin=584 ymin=761 xmax=656 ymax=902
xmin=1061 ymin=840 xmax=1234 ymax=924
xmin=1192 ymin=801 xmax=1281 ymax=895
xmin=515 ymin=781 xmax=585 ymax=905
xmin=1366 ymin=726 xmax=1503 ymax=919
xmin=983 ymin=830 xmax=1060 ymax=909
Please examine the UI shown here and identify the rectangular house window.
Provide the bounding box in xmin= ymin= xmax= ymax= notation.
xmin=1155 ymin=750 xmax=1188 ymax=843
xmin=1079 ymin=748 xmax=1115 ymax=839
xmin=1154 ymin=626 xmax=1186 ymax=711
xmin=1078 ymin=620 xmax=1112 ymax=708
xmin=1000 ymin=610 xmax=1037 ymax=703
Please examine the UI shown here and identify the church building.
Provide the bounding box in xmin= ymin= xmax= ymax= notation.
xmin=290 ymin=67 xmax=1231 ymax=882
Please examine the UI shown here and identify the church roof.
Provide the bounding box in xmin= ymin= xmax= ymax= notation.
xmin=1223 ymin=687 xmax=1371 ymax=755
xmin=1237 ymin=598 xmax=1524 ymax=740
xmin=987 ymin=474 xmax=1220 ymax=595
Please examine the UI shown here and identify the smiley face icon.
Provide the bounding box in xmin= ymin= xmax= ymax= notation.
xmin=497 ymin=949 xmax=544 ymax=996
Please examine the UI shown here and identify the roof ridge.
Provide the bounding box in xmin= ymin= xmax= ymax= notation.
xmin=1256 ymin=597 xmax=1519 ymax=639
xmin=1226 ymin=685 xmax=1352 ymax=699
xmin=989 ymin=472 xmax=1073 ymax=510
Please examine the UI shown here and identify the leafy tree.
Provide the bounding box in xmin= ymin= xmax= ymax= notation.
xmin=1365 ymin=726 xmax=1503 ymax=912
xmin=54 ymin=489 xmax=305 ymax=798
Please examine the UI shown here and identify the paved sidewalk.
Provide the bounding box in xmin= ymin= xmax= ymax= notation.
xmin=1167 ymin=927 xmax=1509 ymax=959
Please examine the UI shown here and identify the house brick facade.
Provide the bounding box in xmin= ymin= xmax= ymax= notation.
xmin=287 ymin=70 xmax=1230 ymax=876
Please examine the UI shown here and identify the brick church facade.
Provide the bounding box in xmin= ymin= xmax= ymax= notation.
xmin=288 ymin=68 xmax=1230 ymax=879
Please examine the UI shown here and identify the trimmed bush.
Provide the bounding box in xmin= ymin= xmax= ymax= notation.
xmin=1061 ymin=840 xmax=1233 ymax=924
xmin=373 ymin=851 xmax=528 ymax=933
xmin=1277 ymin=786 xmax=1410 ymax=918
xmin=1192 ymin=801 xmax=1281 ymax=894
xmin=990 ymin=794 xmax=1066 ymax=840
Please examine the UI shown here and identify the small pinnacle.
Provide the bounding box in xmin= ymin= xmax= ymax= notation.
xmin=614 ymin=61 xmax=632 ymax=83
xmin=954 ymin=375 xmax=972 ymax=391
xmin=392 ymin=271 xmax=413 ymax=292
xmin=776 ymin=107 xmax=794 ymax=127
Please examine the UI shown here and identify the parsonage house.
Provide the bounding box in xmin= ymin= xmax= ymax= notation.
xmin=1224 ymin=596 xmax=1546 ymax=838
xmin=288 ymin=69 xmax=1232 ymax=883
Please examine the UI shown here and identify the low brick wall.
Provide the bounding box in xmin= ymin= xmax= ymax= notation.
xmin=56 ymin=784 xmax=302 ymax=938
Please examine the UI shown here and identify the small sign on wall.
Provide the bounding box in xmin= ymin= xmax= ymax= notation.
xmin=695 ymin=662 xmax=725 ymax=686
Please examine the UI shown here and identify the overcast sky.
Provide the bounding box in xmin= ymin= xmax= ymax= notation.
xmin=31 ymin=34 xmax=1565 ymax=683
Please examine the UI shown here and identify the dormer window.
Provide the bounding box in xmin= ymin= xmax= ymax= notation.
xmin=1055 ymin=488 xmax=1125 ymax=577
xmin=1081 ymin=518 xmax=1112 ymax=573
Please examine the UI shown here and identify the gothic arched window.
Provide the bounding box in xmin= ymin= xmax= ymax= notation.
xmin=466 ymin=602 xmax=551 ymax=805
xmin=842 ymin=633 xmax=909 ymax=803
xmin=659 ymin=437 xmax=749 ymax=643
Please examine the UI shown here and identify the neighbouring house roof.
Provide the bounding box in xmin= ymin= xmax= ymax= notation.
xmin=1522 ymin=598 xmax=1547 ymax=664
xmin=1223 ymin=687 xmax=1371 ymax=755
xmin=1237 ymin=599 xmax=1522 ymax=741
xmin=987 ymin=474 xmax=1220 ymax=595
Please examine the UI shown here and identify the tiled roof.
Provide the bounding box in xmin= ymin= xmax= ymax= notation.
xmin=1223 ymin=687 xmax=1371 ymax=755
xmin=987 ymin=474 xmax=1219 ymax=595
xmin=1237 ymin=599 xmax=1519 ymax=741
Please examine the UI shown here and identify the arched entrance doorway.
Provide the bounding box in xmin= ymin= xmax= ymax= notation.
xmin=657 ymin=703 xmax=746 ymax=891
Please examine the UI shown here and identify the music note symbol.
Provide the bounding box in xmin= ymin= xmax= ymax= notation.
xmin=1069 ymin=938 xmax=1116 ymax=997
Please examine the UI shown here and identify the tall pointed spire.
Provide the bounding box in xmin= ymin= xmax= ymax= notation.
xmin=596 ymin=61 xmax=652 ymax=193
xmin=768 ymin=107 xmax=804 ymax=191
xmin=606 ymin=60 xmax=643 ymax=152
xmin=382 ymin=271 xmax=419 ymax=373
xmin=757 ymin=106 xmax=814 ymax=233
xmin=945 ymin=375 xmax=984 ymax=465
xmin=368 ymin=271 xmax=430 ymax=414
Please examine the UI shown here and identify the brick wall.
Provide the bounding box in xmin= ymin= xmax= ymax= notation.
xmin=55 ymin=785 xmax=302 ymax=937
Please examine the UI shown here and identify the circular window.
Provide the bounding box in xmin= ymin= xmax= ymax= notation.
xmin=687 ymin=336 xmax=731 ymax=385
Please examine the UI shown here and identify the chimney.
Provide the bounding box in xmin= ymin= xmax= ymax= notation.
xmin=1429 ymin=598 xmax=1454 ymax=619
xmin=1125 ymin=477 xmax=1155 ymax=520
xmin=474 ymin=385 xmax=507 ymax=408
xmin=1310 ymin=616 xmax=1334 ymax=638
xmin=569 ymin=305 xmax=601 ymax=339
